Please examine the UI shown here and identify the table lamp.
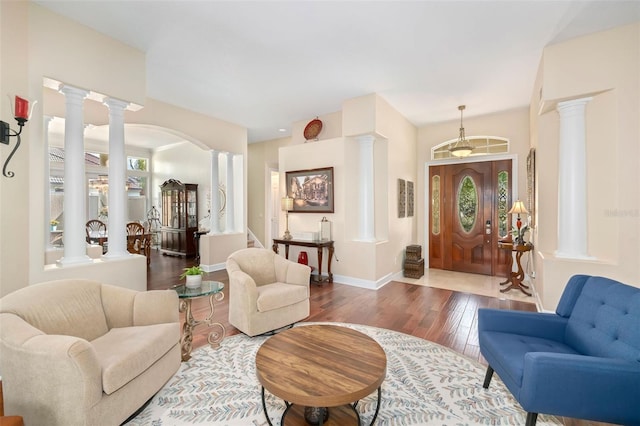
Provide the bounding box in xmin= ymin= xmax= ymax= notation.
xmin=281 ymin=196 xmax=294 ymax=240
xmin=508 ymin=200 xmax=529 ymax=244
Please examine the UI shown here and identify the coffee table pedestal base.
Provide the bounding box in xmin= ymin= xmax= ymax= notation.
xmin=261 ymin=387 xmax=381 ymax=426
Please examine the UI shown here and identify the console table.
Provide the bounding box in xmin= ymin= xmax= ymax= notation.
xmin=272 ymin=239 xmax=334 ymax=284
xmin=498 ymin=241 xmax=533 ymax=296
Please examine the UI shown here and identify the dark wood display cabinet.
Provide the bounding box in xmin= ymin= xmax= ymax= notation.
xmin=160 ymin=179 xmax=198 ymax=257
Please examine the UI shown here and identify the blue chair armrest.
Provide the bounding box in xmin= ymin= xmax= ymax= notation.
xmin=478 ymin=308 xmax=567 ymax=341
xmin=520 ymin=352 xmax=640 ymax=424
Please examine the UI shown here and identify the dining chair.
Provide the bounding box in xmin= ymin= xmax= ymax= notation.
xmin=85 ymin=220 xmax=106 ymax=246
xmin=126 ymin=222 xmax=150 ymax=265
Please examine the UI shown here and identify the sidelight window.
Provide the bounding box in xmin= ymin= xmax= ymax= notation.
xmin=431 ymin=175 xmax=441 ymax=235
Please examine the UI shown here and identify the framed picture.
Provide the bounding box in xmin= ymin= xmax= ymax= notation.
xmin=398 ymin=179 xmax=406 ymax=218
xmin=527 ymin=148 xmax=536 ymax=227
xmin=286 ymin=167 xmax=334 ymax=213
xmin=407 ymin=181 xmax=414 ymax=217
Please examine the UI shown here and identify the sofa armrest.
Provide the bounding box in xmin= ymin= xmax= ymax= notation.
xmin=478 ymin=308 xmax=567 ymax=341
xmin=133 ymin=290 xmax=179 ymax=326
xmin=520 ymin=352 xmax=640 ymax=423
xmin=284 ymin=261 xmax=312 ymax=287
xmin=0 ymin=314 xmax=103 ymax=416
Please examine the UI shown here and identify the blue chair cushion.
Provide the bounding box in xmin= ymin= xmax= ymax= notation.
xmin=480 ymin=331 xmax=579 ymax=392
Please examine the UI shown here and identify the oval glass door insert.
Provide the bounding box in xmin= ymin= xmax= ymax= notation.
xmin=457 ymin=175 xmax=478 ymax=233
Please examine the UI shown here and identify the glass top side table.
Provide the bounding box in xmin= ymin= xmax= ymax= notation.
xmin=172 ymin=281 xmax=225 ymax=361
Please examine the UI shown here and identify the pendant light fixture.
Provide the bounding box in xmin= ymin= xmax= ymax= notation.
xmin=448 ymin=105 xmax=473 ymax=158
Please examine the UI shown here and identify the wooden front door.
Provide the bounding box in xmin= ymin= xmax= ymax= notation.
xmin=429 ymin=159 xmax=512 ymax=276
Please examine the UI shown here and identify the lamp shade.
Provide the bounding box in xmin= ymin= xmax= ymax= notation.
xmin=281 ymin=196 xmax=293 ymax=211
xmin=508 ymin=200 xmax=529 ymax=215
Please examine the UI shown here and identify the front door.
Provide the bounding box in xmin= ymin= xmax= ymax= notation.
xmin=429 ymin=159 xmax=512 ymax=276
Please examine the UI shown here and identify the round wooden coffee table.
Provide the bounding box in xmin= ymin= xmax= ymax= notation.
xmin=255 ymin=324 xmax=387 ymax=425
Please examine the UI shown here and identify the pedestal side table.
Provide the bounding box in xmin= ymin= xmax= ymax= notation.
xmin=498 ymin=242 xmax=533 ymax=296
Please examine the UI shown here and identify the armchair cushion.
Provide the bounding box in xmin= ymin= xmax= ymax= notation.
xmin=256 ymin=282 xmax=309 ymax=312
xmin=91 ymin=323 xmax=179 ymax=394
xmin=1 ymin=279 xmax=109 ymax=341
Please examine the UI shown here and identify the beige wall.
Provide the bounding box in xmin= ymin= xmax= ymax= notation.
xmin=274 ymin=94 xmax=417 ymax=287
xmin=0 ymin=2 xmax=247 ymax=297
xmin=532 ymin=22 xmax=640 ymax=309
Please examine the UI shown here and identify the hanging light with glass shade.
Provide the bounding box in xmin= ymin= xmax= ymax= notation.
xmin=448 ymin=105 xmax=473 ymax=158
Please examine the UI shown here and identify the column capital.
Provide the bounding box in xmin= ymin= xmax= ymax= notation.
xmin=58 ymin=85 xmax=89 ymax=100
xmin=355 ymin=134 xmax=376 ymax=145
xmin=103 ymin=97 xmax=130 ymax=112
xmin=556 ymin=97 xmax=593 ymax=113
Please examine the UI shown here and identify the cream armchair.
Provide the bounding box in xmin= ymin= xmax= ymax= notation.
xmin=227 ymin=248 xmax=311 ymax=336
xmin=0 ymin=279 xmax=180 ymax=426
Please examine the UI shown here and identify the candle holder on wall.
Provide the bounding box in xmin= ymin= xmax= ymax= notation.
xmin=1 ymin=95 xmax=37 ymax=178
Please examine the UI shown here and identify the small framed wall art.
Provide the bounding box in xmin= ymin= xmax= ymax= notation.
xmin=398 ymin=179 xmax=406 ymax=218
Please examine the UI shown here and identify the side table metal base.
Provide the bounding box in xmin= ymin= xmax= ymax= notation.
xmin=179 ymin=292 xmax=226 ymax=361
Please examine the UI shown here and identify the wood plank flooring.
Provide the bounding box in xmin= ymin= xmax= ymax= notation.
xmin=146 ymin=249 xmax=611 ymax=426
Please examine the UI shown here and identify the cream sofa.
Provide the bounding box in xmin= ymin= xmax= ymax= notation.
xmin=227 ymin=248 xmax=310 ymax=336
xmin=0 ymin=279 xmax=180 ymax=426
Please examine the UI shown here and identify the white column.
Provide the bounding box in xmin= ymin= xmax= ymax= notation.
xmin=555 ymin=97 xmax=593 ymax=259
xmin=357 ymin=135 xmax=376 ymax=241
xmin=103 ymin=98 xmax=130 ymax=258
xmin=209 ymin=150 xmax=221 ymax=234
xmin=43 ymin=116 xmax=53 ymax=248
xmin=58 ymin=86 xmax=91 ymax=265
xmin=225 ymin=152 xmax=235 ymax=232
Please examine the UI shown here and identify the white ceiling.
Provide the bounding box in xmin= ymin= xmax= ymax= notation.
xmin=36 ymin=0 xmax=640 ymax=144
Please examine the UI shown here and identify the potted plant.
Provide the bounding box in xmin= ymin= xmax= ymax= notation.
xmin=180 ymin=265 xmax=204 ymax=289
xmin=50 ymin=219 xmax=59 ymax=231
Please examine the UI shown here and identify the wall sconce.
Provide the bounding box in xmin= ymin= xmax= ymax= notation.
xmin=281 ymin=196 xmax=294 ymax=240
xmin=1 ymin=95 xmax=37 ymax=178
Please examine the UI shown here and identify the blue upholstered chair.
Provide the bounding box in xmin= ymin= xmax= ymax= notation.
xmin=479 ymin=275 xmax=640 ymax=426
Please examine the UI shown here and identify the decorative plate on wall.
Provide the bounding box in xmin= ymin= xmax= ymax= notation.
xmin=304 ymin=118 xmax=323 ymax=141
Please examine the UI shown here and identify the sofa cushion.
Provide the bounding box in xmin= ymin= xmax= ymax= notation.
xmin=91 ymin=323 xmax=179 ymax=394
xmin=256 ymin=283 xmax=308 ymax=312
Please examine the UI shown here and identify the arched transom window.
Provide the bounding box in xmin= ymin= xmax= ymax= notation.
xmin=431 ymin=136 xmax=509 ymax=160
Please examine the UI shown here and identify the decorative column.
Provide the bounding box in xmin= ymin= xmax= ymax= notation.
xmin=357 ymin=135 xmax=376 ymax=241
xmin=103 ymin=98 xmax=130 ymax=258
xmin=43 ymin=116 xmax=53 ymax=248
xmin=58 ymin=85 xmax=91 ymax=265
xmin=209 ymin=150 xmax=221 ymax=234
xmin=555 ymin=97 xmax=592 ymax=259
xmin=225 ymin=152 xmax=235 ymax=233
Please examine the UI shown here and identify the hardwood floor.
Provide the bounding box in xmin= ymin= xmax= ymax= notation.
xmin=146 ymin=248 xmax=611 ymax=426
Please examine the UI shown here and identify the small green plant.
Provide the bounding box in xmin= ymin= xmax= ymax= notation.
xmin=179 ymin=266 xmax=204 ymax=280
xmin=50 ymin=219 xmax=59 ymax=226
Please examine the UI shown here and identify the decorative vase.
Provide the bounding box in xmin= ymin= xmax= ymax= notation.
xmin=185 ymin=274 xmax=202 ymax=289
xmin=50 ymin=225 xmax=57 ymax=231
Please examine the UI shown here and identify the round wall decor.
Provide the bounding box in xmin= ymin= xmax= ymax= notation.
xmin=304 ymin=118 xmax=323 ymax=141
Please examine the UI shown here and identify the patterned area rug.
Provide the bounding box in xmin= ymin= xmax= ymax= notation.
xmin=127 ymin=323 xmax=561 ymax=425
